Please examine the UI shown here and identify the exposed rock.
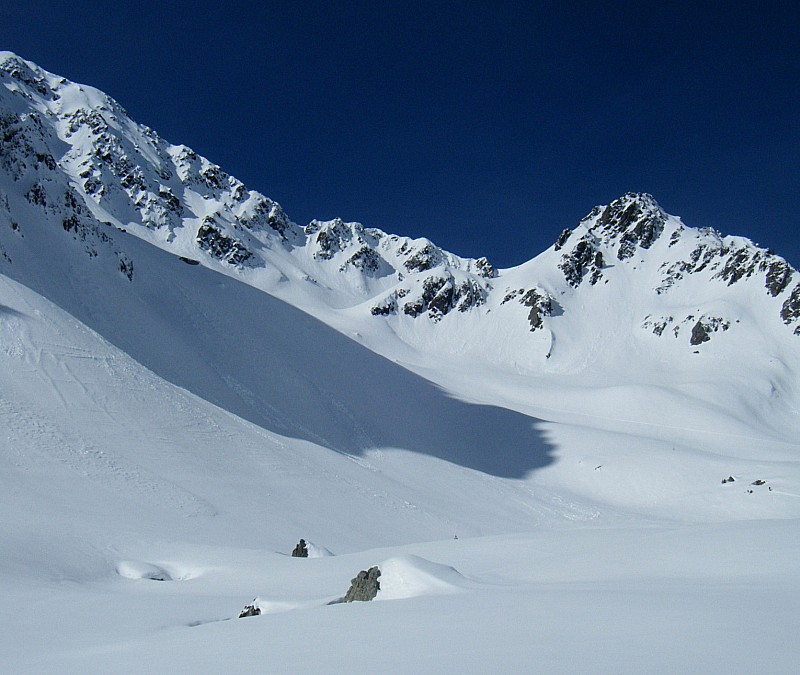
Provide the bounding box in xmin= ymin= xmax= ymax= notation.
xmin=689 ymin=315 xmax=730 ymax=346
xmin=200 ymin=163 xmax=227 ymax=190
xmin=340 ymin=246 xmax=385 ymax=275
xmin=501 ymin=288 xmax=523 ymax=305
xmin=310 ymin=218 xmax=358 ymax=261
xmin=519 ymin=288 xmax=553 ymax=331
xmin=559 ymin=238 xmax=603 ymax=287
xmin=25 ymin=182 xmax=47 ymax=207
xmin=554 ymin=228 xmax=571 ymax=251
xmin=291 ymin=539 xmax=308 ymax=558
xmin=239 ymin=198 xmax=292 ymax=240
xmin=781 ymin=283 xmax=800 ymax=330
xmin=239 ymin=602 xmax=261 ymax=618
xmin=118 ymin=257 xmax=134 ymax=281
xmin=714 ymin=248 xmax=763 ymax=286
xmin=473 ymin=256 xmax=496 ymax=278
xmin=343 ymin=566 xmax=381 ymax=602
xmin=370 ymin=296 xmax=396 ymax=316
xmin=690 ymin=321 xmax=711 ymax=346
xmin=196 ymin=220 xmax=253 ymax=266
xmin=765 ymin=260 xmax=793 ymax=297
xmin=641 ymin=315 xmax=673 ymax=337
xmin=595 ymin=192 xmax=667 ymax=260
xmin=403 ymin=243 xmax=442 ymax=273
xmin=401 ymin=273 xmax=487 ymax=321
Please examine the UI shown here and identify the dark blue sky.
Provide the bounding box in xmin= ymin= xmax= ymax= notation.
xmin=4 ymin=1 xmax=798 ymax=267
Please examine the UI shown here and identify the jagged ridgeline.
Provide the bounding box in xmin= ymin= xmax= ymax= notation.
xmin=552 ymin=192 xmax=800 ymax=338
xmin=1 ymin=51 xmax=798 ymax=356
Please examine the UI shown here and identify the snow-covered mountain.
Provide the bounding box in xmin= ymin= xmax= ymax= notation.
xmin=2 ymin=51 xmax=797 ymax=353
xmin=2 ymin=52 xmax=800 ymax=673
xmin=2 ymin=50 xmax=798 ymax=439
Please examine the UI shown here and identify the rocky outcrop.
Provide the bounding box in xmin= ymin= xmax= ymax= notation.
xmin=472 ymin=256 xmax=496 ymax=278
xmin=781 ymin=283 xmax=800 ymax=334
xmin=559 ymin=239 xmax=604 ymax=287
xmin=558 ymin=193 xmax=663 ymax=287
xmin=403 ymin=242 xmax=442 ymax=273
xmin=641 ymin=314 xmax=730 ymax=345
xmin=343 ymin=566 xmax=381 ymax=602
xmin=656 ymin=230 xmax=798 ymax=335
xmin=553 ymin=227 xmax=572 ymax=251
xmin=690 ymin=320 xmax=711 ymax=346
xmin=503 ymin=288 xmax=554 ymax=331
xmin=238 ymin=602 xmax=261 ymax=618
xmin=291 ymin=539 xmax=308 ymax=558
xmin=596 ymin=192 xmax=667 ymax=260
xmin=196 ymin=219 xmax=253 ymax=266
xmin=399 ymin=273 xmax=487 ymax=321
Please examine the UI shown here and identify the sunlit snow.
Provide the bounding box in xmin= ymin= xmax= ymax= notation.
xmin=1 ymin=52 xmax=799 ymax=674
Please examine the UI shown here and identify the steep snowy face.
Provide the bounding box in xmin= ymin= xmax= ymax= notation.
xmin=0 ymin=51 xmax=295 ymax=265
xmin=0 ymin=52 xmax=496 ymax=320
xmin=0 ymin=57 xmax=135 ymax=285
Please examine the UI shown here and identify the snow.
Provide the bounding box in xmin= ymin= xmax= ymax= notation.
xmin=1 ymin=52 xmax=799 ymax=673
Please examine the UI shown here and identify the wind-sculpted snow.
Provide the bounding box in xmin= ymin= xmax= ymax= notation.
xmin=375 ymin=555 xmax=468 ymax=600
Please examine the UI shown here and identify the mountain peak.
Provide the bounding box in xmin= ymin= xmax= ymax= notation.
xmin=0 ymin=52 xmax=57 ymax=100
xmin=591 ymin=192 xmax=667 ymax=258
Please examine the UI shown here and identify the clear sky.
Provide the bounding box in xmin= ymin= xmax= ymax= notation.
xmin=3 ymin=1 xmax=798 ymax=268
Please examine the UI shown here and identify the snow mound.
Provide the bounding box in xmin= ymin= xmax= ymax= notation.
xmin=250 ymin=598 xmax=305 ymax=615
xmin=305 ymin=541 xmax=334 ymax=558
xmin=116 ymin=561 xmax=197 ymax=582
xmin=376 ymin=555 xmax=467 ymax=600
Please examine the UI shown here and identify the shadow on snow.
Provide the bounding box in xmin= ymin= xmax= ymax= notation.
xmin=10 ymin=240 xmax=554 ymax=479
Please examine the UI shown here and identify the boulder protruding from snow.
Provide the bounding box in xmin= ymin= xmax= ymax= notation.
xmin=519 ymin=288 xmax=554 ymax=331
xmin=291 ymin=539 xmax=309 ymax=558
xmin=343 ymin=566 xmax=381 ymax=602
xmin=239 ymin=601 xmax=261 ymax=618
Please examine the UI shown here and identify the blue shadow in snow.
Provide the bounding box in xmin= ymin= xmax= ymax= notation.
xmin=15 ymin=238 xmax=555 ymax=479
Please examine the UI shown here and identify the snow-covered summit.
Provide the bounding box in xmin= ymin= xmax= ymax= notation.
xmin=546 ymin=192 xmax=799 ymax=341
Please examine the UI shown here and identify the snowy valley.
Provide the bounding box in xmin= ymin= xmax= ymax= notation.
xmin=1 ymin=52 xmax=799 ymax=673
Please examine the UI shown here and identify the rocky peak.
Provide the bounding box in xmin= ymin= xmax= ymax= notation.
xmin=555 ymin=193 xmax=665 ymax=288
xmin=592 ymin=192 xmax=667 ymax=259
xmin=0 ymin=53 xmax=58 ymax=101
xmin=550 ymin=192 xmax=800 ymax=340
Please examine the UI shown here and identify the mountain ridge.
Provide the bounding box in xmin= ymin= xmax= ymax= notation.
xmin=2 ymin=50 xmax=797 ymax=357
xmin=1 ymin=49 xmax=798 ymax=436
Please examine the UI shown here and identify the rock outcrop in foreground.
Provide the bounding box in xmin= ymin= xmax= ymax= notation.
xmin=343 ymin=567 xmax=381 ymax=602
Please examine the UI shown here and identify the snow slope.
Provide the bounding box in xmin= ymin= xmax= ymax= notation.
xmin=1 ymin=52 xmax=799 ymax=672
